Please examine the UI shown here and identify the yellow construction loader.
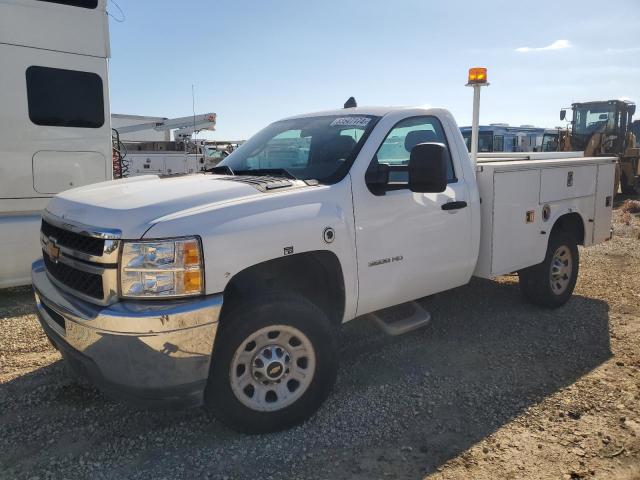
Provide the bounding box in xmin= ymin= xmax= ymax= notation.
xmin=559 ymin=100 xmax=640 ymax=195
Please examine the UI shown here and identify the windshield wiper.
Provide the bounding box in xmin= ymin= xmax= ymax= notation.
xmin=233 ymin=168 xmax=298 ymax=180
xmin=207 ymin=165 xmax=234 ymax=175
xmin=208 ymin=166 xmax=319 ymax=185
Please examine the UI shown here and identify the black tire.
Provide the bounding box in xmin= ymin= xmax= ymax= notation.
xmin=620 ymin=172 xmax=640 ymax=196
xmin=204 ymin=292 xmax=338 ymax=433
xmin=518 ymin=231 xmax=579 ymax=308
xmin=620 ymin=172 xmax=634 ymax=195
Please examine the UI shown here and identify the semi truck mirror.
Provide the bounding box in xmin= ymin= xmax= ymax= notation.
xmin=408 ymin=143 xmax=447 ymax=193
xmin=628 ymin=104 xmax=636 ymax=116
xmin=560 ymin=109 xmax=566 ymax=121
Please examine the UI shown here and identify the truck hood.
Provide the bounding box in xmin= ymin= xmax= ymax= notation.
xmin=45 ymin=174 xmax=304 ymax=238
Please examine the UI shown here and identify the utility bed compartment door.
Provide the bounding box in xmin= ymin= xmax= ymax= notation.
xmin=593 ymin=162 xmax=615 ymax=244
xmin=128 ymin=154 xmax=166 ymax=175
xmin=492 ymin=169 xmax=544 ymax=275
xmin=540 ymin=165 xmax=597 ymax=203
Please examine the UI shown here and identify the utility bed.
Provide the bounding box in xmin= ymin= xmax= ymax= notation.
xmin=473 ymin=153 xmax=616 ymax=278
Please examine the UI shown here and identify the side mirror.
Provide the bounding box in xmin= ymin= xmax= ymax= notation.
xmin=408 ymin=143 xmax=448 ymax=193
xmin=629 ymin=104 xmax=636 ymax=117
xmin=560 ymin=109 xmax=566 ymax=121
xmin=365 ymin=161 xmax=389 ymax=195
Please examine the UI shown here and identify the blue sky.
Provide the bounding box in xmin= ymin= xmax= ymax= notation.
xmin=107 ymin=0 xmax=640 ymax=140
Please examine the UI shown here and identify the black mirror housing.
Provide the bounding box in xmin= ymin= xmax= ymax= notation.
xmin=560 ymin=109 xmax=566 ymax=121
xmin=408 ymin=143 xmax=448 ymax=193
xmin=365 ymin=161 xmax=390 ymax=195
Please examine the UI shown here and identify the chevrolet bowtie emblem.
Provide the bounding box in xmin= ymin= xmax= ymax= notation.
xmin=45 ymin=237 xmax=61 ymax=262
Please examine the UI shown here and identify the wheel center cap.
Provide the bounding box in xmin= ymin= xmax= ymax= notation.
xmin=266 ymin=361 xmax=285 ymax=380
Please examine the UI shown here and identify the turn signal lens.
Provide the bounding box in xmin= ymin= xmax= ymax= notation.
xmin=468 ymin=67 xmax=488 ymax=84
xmin=183 ymin=270 xmax=202 ymax=294
xmin=182 ymin=240 xmax=201 ymax=266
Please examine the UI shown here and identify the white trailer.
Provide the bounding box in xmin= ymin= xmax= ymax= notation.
xmin=0 ymin=0 xmax=112 ymax=288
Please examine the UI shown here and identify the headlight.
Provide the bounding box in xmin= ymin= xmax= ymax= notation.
xmin=120 ymin=237 xmax=204 ymax=298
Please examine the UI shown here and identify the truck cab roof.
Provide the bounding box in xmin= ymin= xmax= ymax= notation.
xmin=280 ymin=106 xmax=436 ymax=121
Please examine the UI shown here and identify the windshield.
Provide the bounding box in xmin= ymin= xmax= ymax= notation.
xmin=573 ymin=104 xmax=616 ymax=136
xmin=541 ymin=133 xmax=558 ymax=152
xmin=219 ymin=114 xmax=379 ymax=183
xmin=462 ymin=131 xmax=493 ymax=152
xmin=631 ymin=121 xmax=640 ymax=147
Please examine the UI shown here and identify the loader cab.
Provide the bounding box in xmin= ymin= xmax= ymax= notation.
xmin=631 ymin=120 xmax=640 ymax=147
xmin=563 ymin=100 xmax=636 ymax=154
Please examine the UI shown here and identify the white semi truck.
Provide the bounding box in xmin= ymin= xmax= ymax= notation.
xmin=32 ymin=86 xmax=616 ymax=432
xmin=0 ymin=0 xmax=112 ymax=288
xmin=0 ymin=1 xmax=218 ymax=288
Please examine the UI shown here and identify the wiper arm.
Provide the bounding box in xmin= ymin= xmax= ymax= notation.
xmin=209 ymin=167 xmax=320 ymax=185
xmin=233 ymin=168 xmax=297 ymax=180
xmin=207 ymin=165 xmax=234 ymax=175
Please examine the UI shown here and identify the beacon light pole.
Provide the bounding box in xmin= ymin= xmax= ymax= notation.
xmin=466 ymin=67 xmax=489 ymax=174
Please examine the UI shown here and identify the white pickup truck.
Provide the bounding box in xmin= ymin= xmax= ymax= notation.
xmin=32 ymin=105 xmax=615 ymax=433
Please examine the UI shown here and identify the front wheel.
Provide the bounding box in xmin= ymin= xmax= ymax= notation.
xmin=518 ymin=232 xmax=579 ymax=308
xmin=204 ymin=293 xmax=338 ymax=433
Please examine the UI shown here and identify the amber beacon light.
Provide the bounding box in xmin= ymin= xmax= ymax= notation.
xmin=467 ymin=67 xmax=488 ymax=85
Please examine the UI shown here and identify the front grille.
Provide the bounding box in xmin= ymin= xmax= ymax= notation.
xmin=43 ymin=253 xmax=104 ymax=299
xmin=41 ymin=220 xmax=105 ymax=257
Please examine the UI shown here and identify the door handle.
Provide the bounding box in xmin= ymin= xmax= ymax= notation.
xmin=441 ymin=201 xmax=467 ymax=211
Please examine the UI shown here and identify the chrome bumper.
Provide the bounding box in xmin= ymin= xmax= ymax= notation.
xmin=31 ymin=259 xmax=222 ymax=408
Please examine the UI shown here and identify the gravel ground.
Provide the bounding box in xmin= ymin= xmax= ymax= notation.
xmin=1 ymin=199 xmax=639 ymax=480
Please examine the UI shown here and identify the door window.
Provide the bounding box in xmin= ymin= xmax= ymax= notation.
xmin=369 ymin=116 xmax=456 ymax=190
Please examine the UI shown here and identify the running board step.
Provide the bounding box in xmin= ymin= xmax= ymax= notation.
xmin=369 ymin=301 xmax=431 ymax=336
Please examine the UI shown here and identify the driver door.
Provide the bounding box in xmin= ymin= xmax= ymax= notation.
xmin=352 ymin=115 xmax=472 ymax=316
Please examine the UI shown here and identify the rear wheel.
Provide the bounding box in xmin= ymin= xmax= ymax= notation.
xmin=518 ymin=231 xmax=579 ymax=308
xmin=204 ymin=293 xmax=338 ymax=433
xmin=620 ymin=171 xmax=640 ymax=196
xmin=620 ymin=172 xmax=633 ymax=195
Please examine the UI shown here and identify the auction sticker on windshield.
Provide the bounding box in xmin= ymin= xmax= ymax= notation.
xmin=329 ymin=117 xmax=371 ymax=127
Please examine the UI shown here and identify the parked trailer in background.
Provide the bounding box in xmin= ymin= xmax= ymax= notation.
xmin=0 ymin=0 xmax=112 ymax=288
xmin=460 ymin=124 xmax=547 ymax=153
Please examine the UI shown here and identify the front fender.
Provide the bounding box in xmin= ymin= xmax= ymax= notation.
xmin=143 ymin=177 xmax=358 ymax=321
